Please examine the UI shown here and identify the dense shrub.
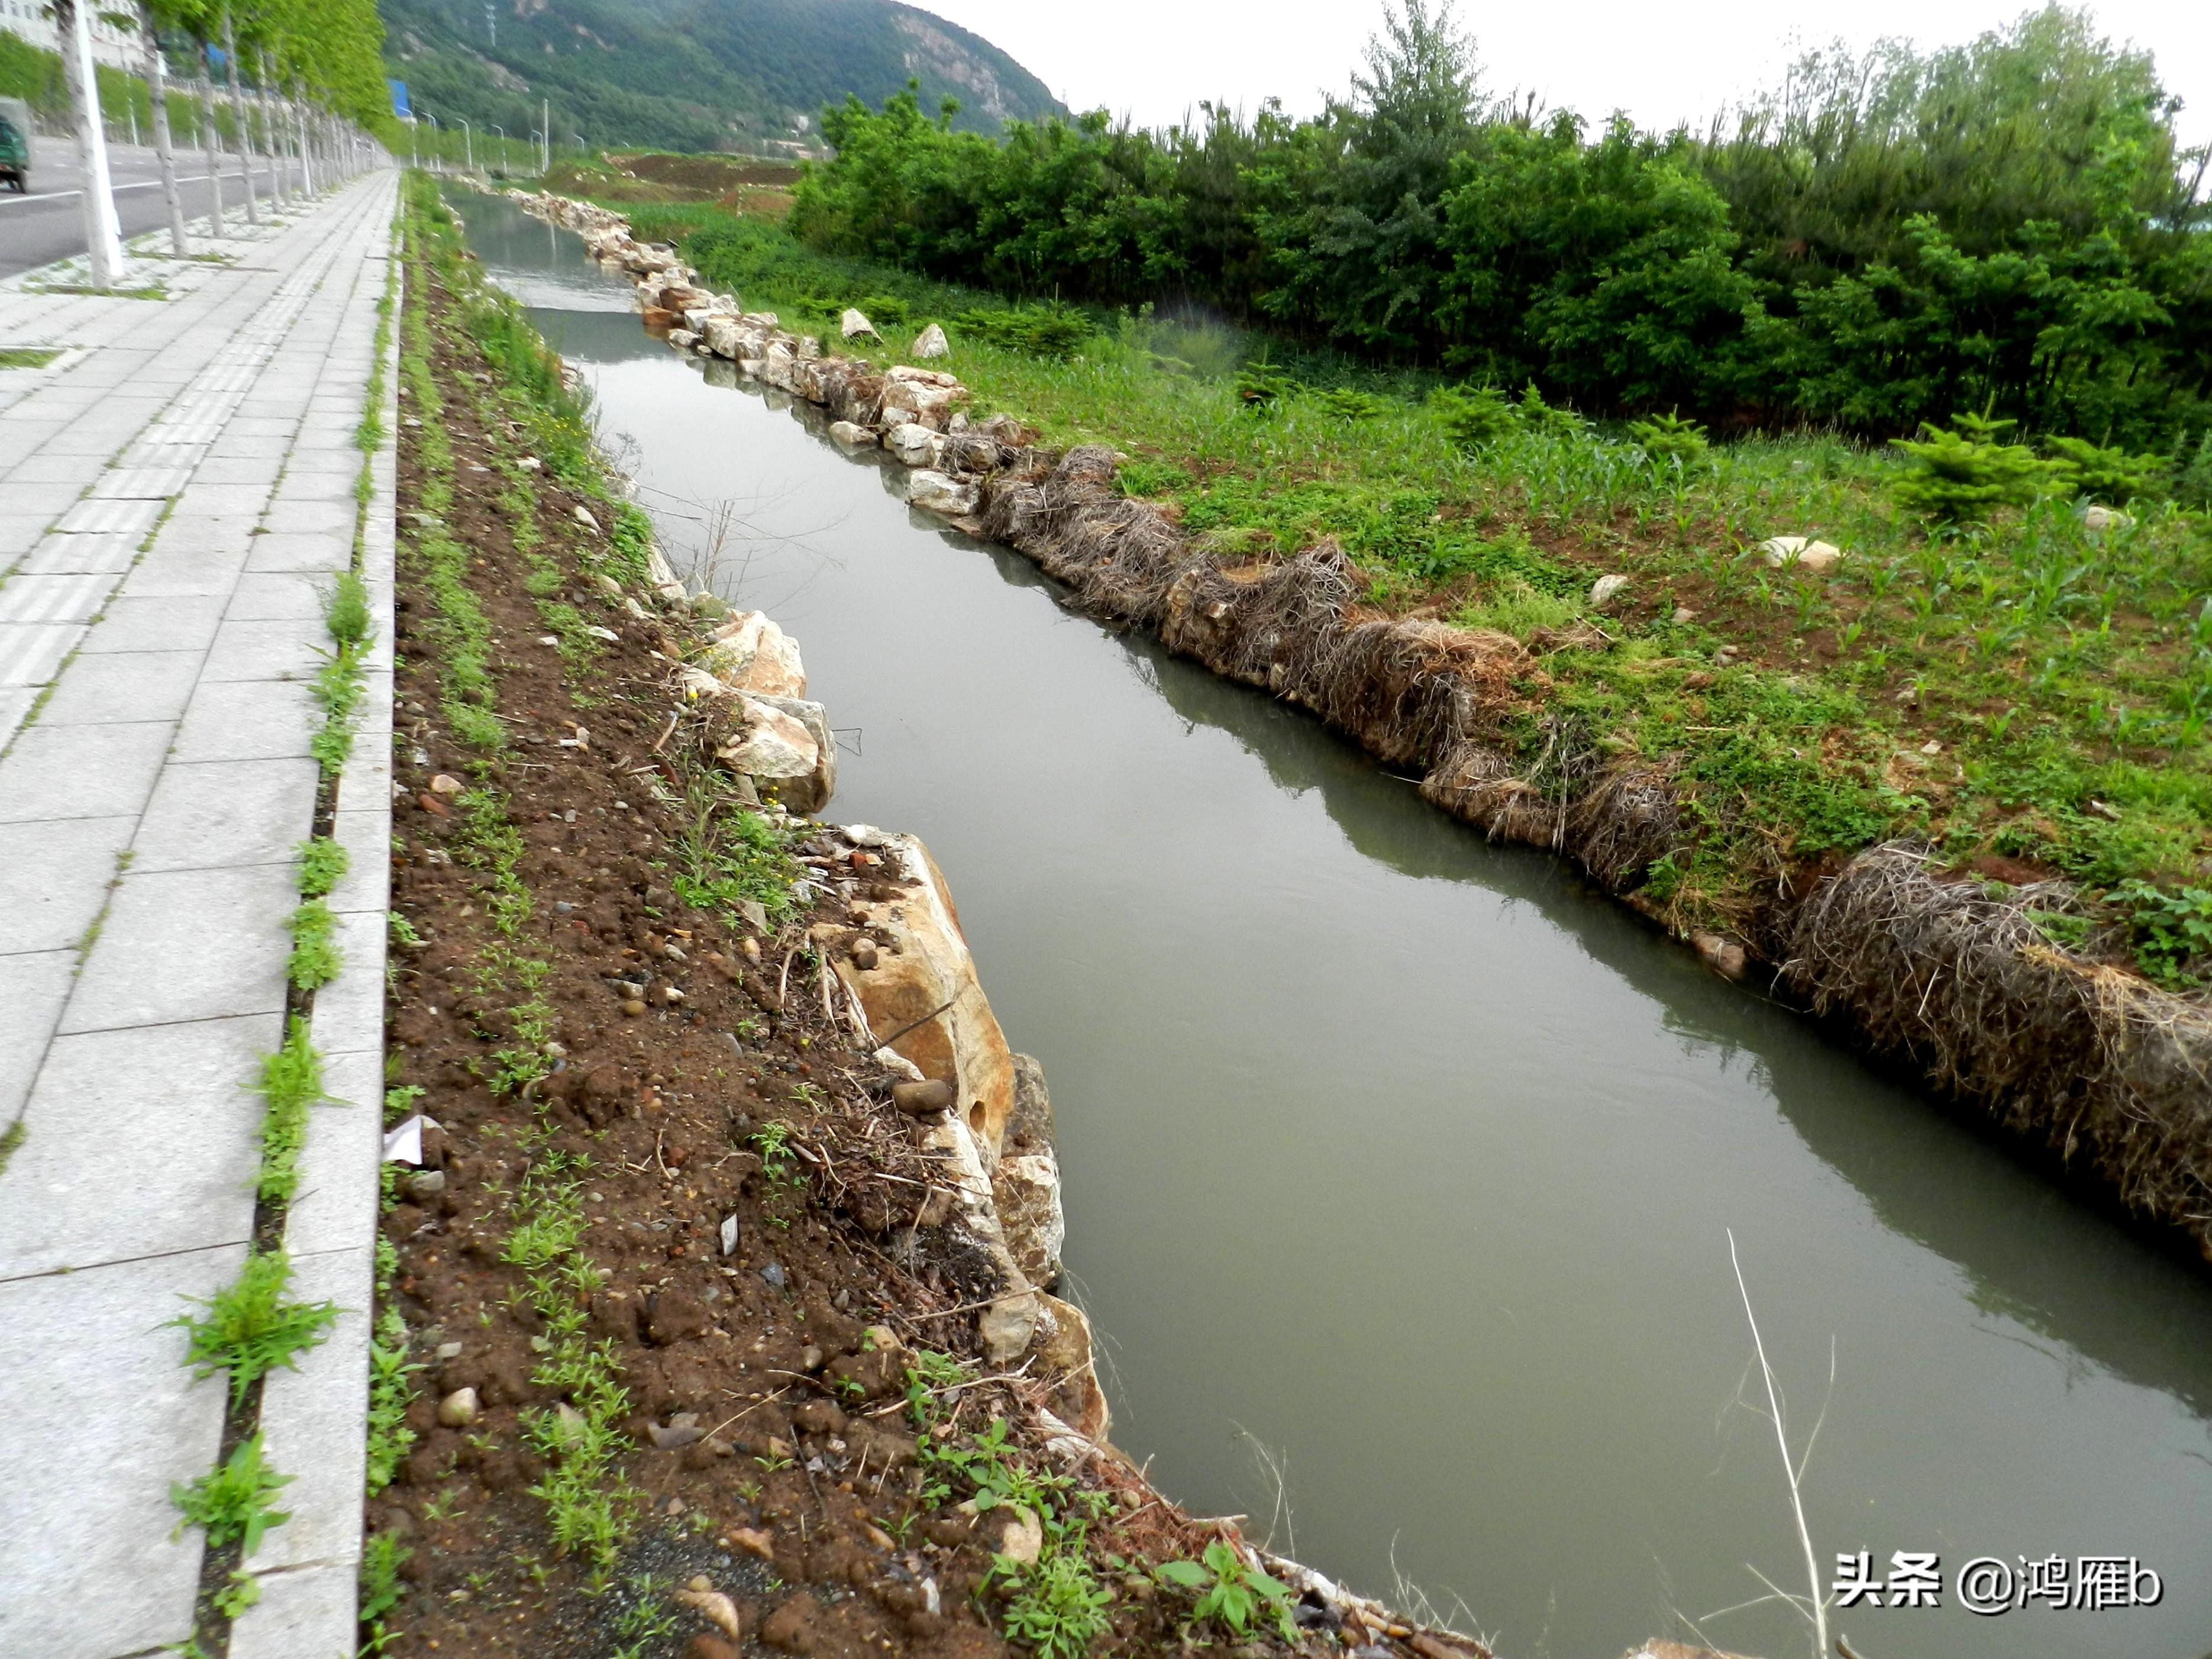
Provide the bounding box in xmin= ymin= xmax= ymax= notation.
xmin=786 ymin=3 xmax=2210 ymax=448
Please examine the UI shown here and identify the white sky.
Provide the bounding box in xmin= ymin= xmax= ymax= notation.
xmin=913 ymin=0 xmax=2212 ymax=150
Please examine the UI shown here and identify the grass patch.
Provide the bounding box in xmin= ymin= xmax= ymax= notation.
xmin=0 ymin=346 xmax=62 ymax=369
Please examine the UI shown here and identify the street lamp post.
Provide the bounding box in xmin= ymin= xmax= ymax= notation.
xmin=488 ymin=123 xmax=505 ymax=174
xmin=456 ymin=115 xmax=472 ymax=172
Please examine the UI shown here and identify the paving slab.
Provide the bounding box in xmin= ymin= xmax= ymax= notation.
xmin=0 ymin=621 xmax=85 ymax=685
xmin=133 ymin=754 xmax=322 ymax=872
xmin=0 ymin=1245 xmax=240 ymax=1659
xmin=0 ymin=1012 xmax=272 ymax=1276
xmin=238 ymin=1243 xmax=373 ymax=1574
xmin=199 ymin=613 xmax=330 ymax=683
xmin=35 ymin=649 xmax=204 ymax=726
xmin=171 ymin=676 xmax=319 ymax=762
xmin=60 ymin=862 xmax=295 ymax=1034
xmin=227 ymin=1558 xmax=359 ymax=1659
xmin=0 ymin=719 xmax=175 ymax=825
xmin=16 ymin=531 xmax=143 ymax=575
xmin=0 ymin=950 xmax=75 ymax=1125
xmin=244 ymin=530 xmax=355 ymax=572
xmin=0 ymin=571 xmax=114 ymax=624
xmin=0 ymin=816 xmax=135 ymax=956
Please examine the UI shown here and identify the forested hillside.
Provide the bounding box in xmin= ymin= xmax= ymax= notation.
xmin=789 ymin=2 xmax=2211 ymax=449
xmin=379 ymin=0 xmax=1062 ymax=155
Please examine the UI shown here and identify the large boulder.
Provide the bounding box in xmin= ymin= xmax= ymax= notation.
xmin=698 ymin=611 xmax=806 ymax=698
xmin=910 ymin=324 xmax=950 ymax=360
xmin=828 ymin=828 xmax=1015 ymax=1155
xmin=840 ymin=308 xmax=876 ymax=339
xmin=828 ymin=421 xmax=879 ymax=448
xmin=715 ymin=693 xmax=834 ymax=812
xmin=907 ymin=470 xmax=977 ymax=516
xmin=993 ymin=1054 xmax=1063 ymax=1289
xmin=884 ymin=424 xmax=941 ymax=469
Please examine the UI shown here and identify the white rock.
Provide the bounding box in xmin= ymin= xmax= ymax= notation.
xmin=2081 ymin=503 xmax=2132 ymax=534
xmin=717 ymin=695 xmax=820 ymax=785
xmin=703 ymin=316 xmax=747 ymax=357
xmin=910 ymin=323 xmax=950 ymax=360
xmin=666 ymin=328 xmax=699 ymax=350
xmin=1760 ymin=535 xmax=1843 ymax=573
xmin=828 ymin=420 xmax=879 ymax=448
xmin=573 ymin=505 xmax=600 ymax=534
xmin=908 ymin=470 xmax=977 ymax=516
xmin=840 ymin=308 xmax=876 ymax=339
xmin=996 ymin=1508 xmax=1043 ymax=1566
xmin=438 ymin=1387 xmax=481 ymax=1428
xmin=1589 ymin=573 xmax=1631 ymax=609
xmin=885 ymin=423 xmax=942 ymax=469
xmin=699 ymin=609 xmax=808 ymax=698
xmin=887 ymin=364 xmax=960 ymax=387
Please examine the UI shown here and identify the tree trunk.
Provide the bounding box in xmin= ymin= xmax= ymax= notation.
xmin=221 ymin=9 xmax=258 ymax=225
xmin=294 ymin=88 xmax=314 ymax=194
xmin=140 ymin=4 xmax=187 ymax=254
xmin=197 ymin=66 xmax=224 ymax=236
xmin=55 ymin=0 xmax=125 ymax=285
xmin=256 ymin=50 xmax=283 ymax=205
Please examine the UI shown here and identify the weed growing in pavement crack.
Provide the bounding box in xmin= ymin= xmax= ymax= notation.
xmin=168 ymin=1250 xmax=340 ymax=1408
xmin=285 ymin=899 xmax=344 ymax=992
xmin=253 ymin=1016 xmax=328 ymax=1206
xmin=170 ymin=1434 xmax=292 ymax=1557
xmin=294 ymin=835 xmax=350 ymax=898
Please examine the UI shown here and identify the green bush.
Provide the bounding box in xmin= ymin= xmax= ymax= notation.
xmin=2108 ymin=879 xmax=2212 ymax=988
xmin=1429 ymin=383 xmax=1516 ymax=448
xmin=2043 ymin=435 xmax=2168 ymax=503
xmin=954 ymin=305 xmax=1094 ymax=360
xmin=1627 ymin=409 xmax=1712 ymax=467
xmin=1888 ymin=410 xmax=2050 ymax=522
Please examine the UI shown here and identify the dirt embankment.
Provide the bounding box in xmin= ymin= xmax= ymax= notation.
xmin=514 ymin=185 xmax=2212 ymax=1276
xmin=371 ymin=194 xmax=1489 ymax=1658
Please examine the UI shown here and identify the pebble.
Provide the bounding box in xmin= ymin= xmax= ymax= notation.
xmin=891 ymin=1079 xmax=955 ymax=1118
xmin=621 ymin=999 xmax=647 ymax=1017
xmin=437 ymin=1387 xmax=480 ymax=1428
xmin=435 ymin=1341 xmax=463 ymax=1360
xmin=428 ymin=773 xmax=463 ymax=795
xmin=760 ymin=1261 xmax=787 ymax=1290
xmin=573 ymin=505 xmax=600 ymax=532
xmin=408 ymin=1169 xmax=447 ymax=1201
xmin=799 ymin=1344 xmax=824 ymax=1373
xmin=851 ymin=939 xmax=879 ymax=970
xmin=719 ymin=1214 xmax=739 ymax=1255
xmin=740 ymin=937 xmax=762 ymax=965
xmin=1672 ymin=606 xmax=1696 ymax=624
xmin=554 ymin=900 xmax=573 ymax=913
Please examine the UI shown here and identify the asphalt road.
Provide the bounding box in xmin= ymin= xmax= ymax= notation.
xmin=0 ymin=141 xmax=289 ymax=279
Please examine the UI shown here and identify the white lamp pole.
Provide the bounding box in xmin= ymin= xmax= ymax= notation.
xmin=62 ymin=0 xmax=125 ymax=285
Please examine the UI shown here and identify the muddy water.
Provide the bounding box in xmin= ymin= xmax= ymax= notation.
xmin=461 ymin=193 xmax=2212 ymax=1659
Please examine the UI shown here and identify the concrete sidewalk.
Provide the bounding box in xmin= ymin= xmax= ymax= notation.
xmin=0 ymin=171 xmax=399 ymax=1659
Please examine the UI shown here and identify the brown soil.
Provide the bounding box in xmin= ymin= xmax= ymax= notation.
xmin=371 ymin=227 xmax=1375 ymax=1659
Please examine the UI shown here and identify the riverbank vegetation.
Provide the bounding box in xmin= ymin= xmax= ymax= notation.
xmin=564 ymin=5 xmax=2212 ymax=997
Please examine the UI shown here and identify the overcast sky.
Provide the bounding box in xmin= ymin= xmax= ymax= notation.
xmin=914 ymin=0 xmax=2212 ymax=149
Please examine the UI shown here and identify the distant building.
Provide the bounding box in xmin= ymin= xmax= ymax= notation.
xmin=0 ymin=4 xmax=169 ymax=76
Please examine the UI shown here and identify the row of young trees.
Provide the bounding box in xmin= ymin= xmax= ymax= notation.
xmin=47 ymin=0 xmax=392 ymax=283
xmin=786 ymin=4 xmax=2211 ymax=448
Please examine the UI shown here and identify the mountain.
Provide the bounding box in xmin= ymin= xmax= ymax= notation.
xmin=379 ymin=0 xmax=1064 ymax=154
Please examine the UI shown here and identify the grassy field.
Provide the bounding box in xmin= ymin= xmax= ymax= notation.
xmin=573 ymin=185 xmax=2212 ymax=988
